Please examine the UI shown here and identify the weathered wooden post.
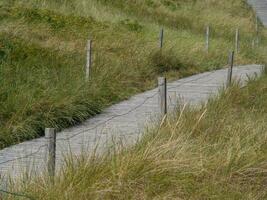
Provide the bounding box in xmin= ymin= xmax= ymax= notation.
xmin=262 ymin=64 xmax=267 ymax=74
xmin=256 ymin=16 xmax=258 ymax=33
xmin=227 ymin=51 xmax=235 ymax=87
xmin=86 ymin=39 xmax=92 ymax=81
xmin=252 ymin=38 xmax=255 ymax=49
xmin=159 ymin=28 xmax=164 ymax=49
xmin=205 ymin=26 xmax=210 ymax=53
xmin=158 ymin=77 xmax=167 ymax=115
xmin=45 ymin=128 xmax=56 ymax=178
xmin=235 ymin=28 xmax=240 ymax=53
xmin=256 ymin=16 xmax=259 ymax=47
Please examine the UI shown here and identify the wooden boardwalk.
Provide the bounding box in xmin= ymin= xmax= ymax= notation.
xmin=248 ymin=0 xmax=267 ymax=26
xmin=0 ymin=65 xmax=264 ymax=180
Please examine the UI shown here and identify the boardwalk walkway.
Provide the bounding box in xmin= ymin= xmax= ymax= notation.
xmin=0 ymin=65 xmax=264 ymax=180
xmin=248 ymin=0 xmax=267 ymax=26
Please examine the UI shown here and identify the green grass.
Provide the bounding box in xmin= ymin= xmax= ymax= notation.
xmin=7 ymin=72 xmax=267 ymax=200
xmin=0 ymin=0 xmax=267 ymax=148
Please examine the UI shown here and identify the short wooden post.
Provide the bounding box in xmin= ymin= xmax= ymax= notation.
xmin=45 ymin=128 xmax=56 ymax=178
xmin=205 ymin=26 xmax=210 ymax=53
xmin=158 ymin=77 xmax=167 ymax=115
xmin=227 ymin=51 xmax=235 ymax=87
xmin=159 ymin=28 xmax=164 ymax=49
xmin=235 ymin=28 xmax=240 ymax=53
xmin=86 ymin=40 xmax=92 ymax=81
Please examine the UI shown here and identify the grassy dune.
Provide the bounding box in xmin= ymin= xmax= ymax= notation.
xmin=9 ymin=73 xmax=267 ymax=199
xmin=0 ymin=0 xmax=266 ymax=148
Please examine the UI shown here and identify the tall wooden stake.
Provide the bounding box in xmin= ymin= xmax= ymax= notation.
xmin=256 ymin=16 xmax=259 ymax=47
xmin=159 ymin=28 xmax=164 ymax=49
xmin=158 ymin=77 xmax=167 ymax=116
xmin=227 ymin=51 xmax=235 ymax=87
xmin=252 ymin=38 xmax=255 ymax=49
xmin=206 ymin=26 xmax=210 ymax=53
xmin=86 ymin=40 xmax=92 ymax=81
xmin=235 ymin=28 xmax=240 ymax=53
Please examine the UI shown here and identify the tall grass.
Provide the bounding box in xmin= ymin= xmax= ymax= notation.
xmin=6 ymin=74 xmax=267 ymax=200
xmin=0 ymin=0 xmax=266 ymax=148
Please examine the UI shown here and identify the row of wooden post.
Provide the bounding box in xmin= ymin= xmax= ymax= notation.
xmin=161 ymin=26 xmax=245 ymax=53
xmin=46 ymin=15 xmax=260 ymax=179
xmin=85 ymin=18 xmax=259 ymax=80
xmin=158 ymin=50 xmax=235 ymax=116
xmin=46 ymin=49 xmax=235 ymax=178
xmin=206 ymin=26 xmax=241 ymax=54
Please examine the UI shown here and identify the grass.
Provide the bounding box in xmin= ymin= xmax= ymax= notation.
xmin=0 ymin=0 xmax=266 ymax=149
xmin=6 ymin=71 xmax=267 ymax=199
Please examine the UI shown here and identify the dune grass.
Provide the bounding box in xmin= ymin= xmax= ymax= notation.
xmin=0 ymin=0 xmax=266 ymax=149
xmin=5 ymin=72 xmax=267 ymax=200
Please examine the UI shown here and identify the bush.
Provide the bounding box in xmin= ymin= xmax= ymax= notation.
xmin=150 ymin=49 xmax=185 ymax=73
xmin=119 ymin=19 xmax=143 ymax=32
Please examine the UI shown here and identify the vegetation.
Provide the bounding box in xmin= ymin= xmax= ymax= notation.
xmin=0 ymin=0 xmax=266 ymax=149
xmin=7 ymin=72 xmax=267 ymax=199
xmin=1 ymin=0 xmax=267 ymax=199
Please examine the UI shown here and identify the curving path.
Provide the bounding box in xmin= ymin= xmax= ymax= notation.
xmin=0 ymin=65 xmax=264 ymax=181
